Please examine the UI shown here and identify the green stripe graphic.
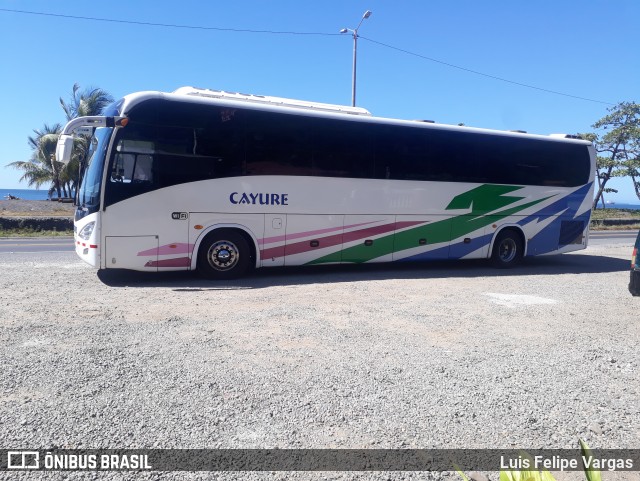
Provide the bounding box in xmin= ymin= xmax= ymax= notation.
xmin=307 ymin=184 xmax=552 ymax=265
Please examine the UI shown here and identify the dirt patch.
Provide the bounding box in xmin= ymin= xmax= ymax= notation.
xmin=0 ymin=199 xmax=74 ymax=217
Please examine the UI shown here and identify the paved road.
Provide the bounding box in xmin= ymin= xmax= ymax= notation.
xmin=0 ymin=230 xmax=636 ymax=255
xmin=588 ymin=229 xmax=638 ymax=245
xmin=0 ymin=236 xmax=74 ymax=254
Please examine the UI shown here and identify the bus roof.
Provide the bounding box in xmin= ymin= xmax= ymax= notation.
xmin=113 ymin=86 xmax=591 ymax=145
xmin=173 ymin=86 xmax=372 ymax=116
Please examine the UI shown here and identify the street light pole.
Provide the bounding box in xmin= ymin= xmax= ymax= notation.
xmin=340 ymin=10 xmax=372 ymax=107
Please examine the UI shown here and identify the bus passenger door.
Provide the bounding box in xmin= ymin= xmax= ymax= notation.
xmin=392 ymin=215 xmax=451 ymax=262
xmin=284 ymin=215 xmax=344 ymax=266
xmin=342 ymin=215 xmax=394 ymax=264
xmin=261 ymin=214 xmax=287 ymax=267
xmin=156 ymin=211 xmax=190 ymax=270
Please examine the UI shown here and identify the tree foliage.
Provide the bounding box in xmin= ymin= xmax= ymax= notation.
xmin=8 ymin=84 xmax=113 ymax=198
xmin=60 ymin=83 xmax=114 ymax=121
xmin=589 ymin=101 xmax=640 ymax=209
xmin=7 ymin=123 xmax=64 ymax=196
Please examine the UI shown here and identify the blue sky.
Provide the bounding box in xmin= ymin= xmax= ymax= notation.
xmin=1 ymin=1 xmax=638 ymax=202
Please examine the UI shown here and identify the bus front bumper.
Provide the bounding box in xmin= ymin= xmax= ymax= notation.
xmin=74 ymin=214 xmax=100 ymax=268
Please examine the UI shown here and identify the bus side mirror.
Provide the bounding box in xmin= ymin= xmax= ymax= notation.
xmin=56 ymin=135 xmax=74 ymax=165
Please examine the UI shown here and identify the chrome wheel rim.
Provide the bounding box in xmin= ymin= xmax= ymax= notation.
xmin=207 ymin=240 xmax=239 ymax=271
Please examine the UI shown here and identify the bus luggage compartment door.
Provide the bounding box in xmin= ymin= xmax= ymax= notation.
xmin=105 ymin=236 xmax=159 ymax=271
xmin=392 ymin=216 xmax=451 ymax=262
xmin=342 ymin=215 xmax=394 ymax=264
xmin=284 ymin=215 xmax=344 ymax=266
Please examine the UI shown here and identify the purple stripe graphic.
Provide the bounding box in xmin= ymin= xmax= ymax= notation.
xmin=138 ymin=243 xmax=194 ymax=256
xmin=144 ymin=257 xmax=191 ymax=268
xmin=260 ymin=221 xmax=424 ymax=260
xmin=259 ymin=221 xmax=376 ymax=246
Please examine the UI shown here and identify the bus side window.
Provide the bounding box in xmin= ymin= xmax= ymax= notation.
xmin=111 ymin=153 xmax=154 ymax=183
xmin=312 ymin=117 xmax=373 ymax=178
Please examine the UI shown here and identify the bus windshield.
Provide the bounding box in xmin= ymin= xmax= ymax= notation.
xmin=79 ymin=127 xmax=112 ymax=213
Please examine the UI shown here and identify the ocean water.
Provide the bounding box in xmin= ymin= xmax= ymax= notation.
xmin=1 ymin=188 xmax=53 ymax=200
xmin=599 ymin=203 xmax=640 ymax=210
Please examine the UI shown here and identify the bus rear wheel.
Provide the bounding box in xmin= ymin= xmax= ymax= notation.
xmin=197 ymin=229 xmax=252 ymax=280
xmin=491 ymin=229 xmax=524 ymax=268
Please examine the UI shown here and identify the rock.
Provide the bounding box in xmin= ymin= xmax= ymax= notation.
xmin=469 ymin=472 xmax=489 ymax=481
xmin=589 ymin=424 xmax=603 ymax=435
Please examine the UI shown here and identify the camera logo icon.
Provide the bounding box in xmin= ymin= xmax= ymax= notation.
xmin=7 ymin=451 xmax=39 ymax=469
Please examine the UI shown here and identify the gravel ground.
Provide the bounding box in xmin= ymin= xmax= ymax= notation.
xmin=0 ymin=244 xmax=639 ymax=481
xmin=0 ymin=200 xmax=74 ymax=217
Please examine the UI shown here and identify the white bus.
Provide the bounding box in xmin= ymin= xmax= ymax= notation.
xmin=56 ymin=87 xmax=595 ymax=279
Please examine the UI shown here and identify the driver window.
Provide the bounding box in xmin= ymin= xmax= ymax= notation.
xmin=111 ymin=153 xmax=135 ymax=182
xmin=111 ymin=141 xmax=155 ymax=183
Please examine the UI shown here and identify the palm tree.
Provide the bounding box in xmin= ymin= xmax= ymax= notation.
xmin=60 ymin=83 xmax=114 ymax=193
xmin=8 ymin=84 xmax=113 ymax=198
xmin=60 ymin=83 xmax=114 ymax=121
xmin=8 ymin=123 xmax=63 ymax=197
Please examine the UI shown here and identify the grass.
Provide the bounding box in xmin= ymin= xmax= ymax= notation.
xmin=590 ymin=208 xmax=640 ymax=231
xmin=590 ymin=222 xmax=640 ymax=231
xmin=590 ymin=208 xmax=640 ymax=220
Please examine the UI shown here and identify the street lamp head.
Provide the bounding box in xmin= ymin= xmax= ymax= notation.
xmin=339 ymin=28 xmax=348 ymax=34
xmin=354 ymin=10 xmax=372 ymax=31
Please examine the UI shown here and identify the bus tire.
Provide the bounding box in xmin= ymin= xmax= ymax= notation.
xmin=491 ymin=229 xmax=524 ymax=268
xmin=197 ymin=229 xmax=252 ymax=280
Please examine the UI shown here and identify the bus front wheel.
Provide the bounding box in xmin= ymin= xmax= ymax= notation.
xmin=491 ymin=229 xmax=524 ymax=268
xmin=197 ymin=229 xmax=252 ymax=280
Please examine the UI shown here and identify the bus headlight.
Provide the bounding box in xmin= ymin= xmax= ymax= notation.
xmin=78 ymin=221 xmax=95 ymax=240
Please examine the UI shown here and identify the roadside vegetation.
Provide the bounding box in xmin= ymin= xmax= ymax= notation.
xmin=7 ymin=83 xmax=113 ymax=200
xmin=585 ymin=101 xmax=640 ymax=209
xmin=590 ymin=208 xmax=640 ymax=220
xmin=590 ymin=207 xmax=640 ymax=230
